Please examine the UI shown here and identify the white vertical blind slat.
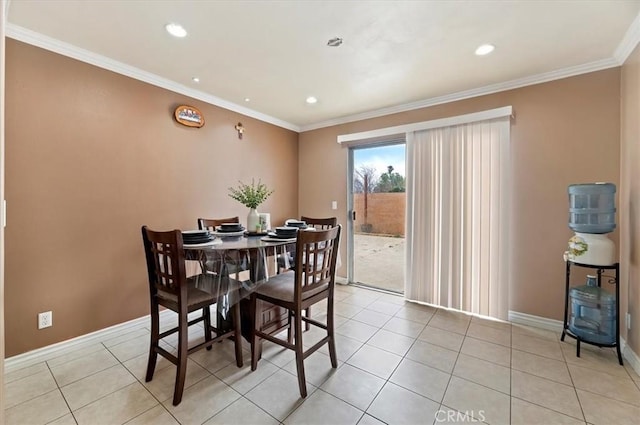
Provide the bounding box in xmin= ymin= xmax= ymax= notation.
xmin=404 ymin=116 xmax=510 ymax=320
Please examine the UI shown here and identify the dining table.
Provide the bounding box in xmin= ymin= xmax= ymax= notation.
xmin=184 ymin=233 xmax=296 ymax=341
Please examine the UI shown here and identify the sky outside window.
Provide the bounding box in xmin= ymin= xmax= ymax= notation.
xmin=354 ymin=144 xmax=406 ymax=177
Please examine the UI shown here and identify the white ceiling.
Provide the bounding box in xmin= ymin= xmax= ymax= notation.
xmin=5 ymin=0 xmax=640 ymax=131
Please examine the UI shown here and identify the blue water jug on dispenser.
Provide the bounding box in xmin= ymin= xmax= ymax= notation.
xmin=568 ymin=183 xmax=616 ymax=234
xmin=565 ymin=183 xmax=616 ymax=266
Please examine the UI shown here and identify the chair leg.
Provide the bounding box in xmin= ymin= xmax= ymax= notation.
xmin=251 ymin=295 xmax=261 ymax=371
xmin=304 ymin=306 xmax=311 ymax=331
xmin=327 ymin=298 xmax=338 ymax=368
xmin=294 ymin=310 xmax=308 ymax=398
xmin=203 ymin=306 xmax=213 ymax=351
xmin=287 ymin=309 xmax=294 ymax=344
xmin=145 ymin=304 xmax=160 ymax=382
xmin=173 ymin=310 xmax=189 ymax=406
xmin=232 ymin=302 xmax=243 ymax=367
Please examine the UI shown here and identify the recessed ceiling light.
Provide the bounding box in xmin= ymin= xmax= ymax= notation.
xmin=165 ymin=23 xmax=187 ymax=38
xmin=475 ymin=44 xmax=495 ymax=56
xmin=306 ymin=96 xmax=318 ymax=104
xmin=327 ymin=37 xmax=343 ymax=47
xmin=244 ymin=98 xmax=251 ymax=102
xmin=192 ymin=77 xmax=200 ymax=83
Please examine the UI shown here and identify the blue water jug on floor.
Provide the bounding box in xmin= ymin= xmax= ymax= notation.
xmin=569 ymin=275 xmax=616 ymax=345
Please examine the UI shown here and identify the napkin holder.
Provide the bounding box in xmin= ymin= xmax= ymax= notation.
xmin=259 ymin=213 xmax=271 ymax=231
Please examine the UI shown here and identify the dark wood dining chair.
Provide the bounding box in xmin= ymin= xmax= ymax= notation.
xmin=141 ymin=226 xmax=242 ymax=405
xmin=198 ymin=216 xmax=240 ymax=230
xmin=198 ymin=217 xmax=246 ymax=276
xmin=279 ymin=217 xmax=338 ymax=271
xmin=283 ymin=216 xmax=338 ymax=330
xmin=250 ymin=225 xmax=341 ymax=397
xmin=300 ymin=216 xmax=337 ymax=230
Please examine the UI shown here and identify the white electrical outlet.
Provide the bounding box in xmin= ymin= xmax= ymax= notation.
xmin=331 ymin=201 xmax=338 ymax=210
xmin=627 ymin=313 xmax=632 ymax=330
xmin=38 ymin=311 xmax=52 ymax=329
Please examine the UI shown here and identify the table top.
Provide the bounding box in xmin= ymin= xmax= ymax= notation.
xmin=184 ymin=234 xmax=295 ymax=252
xmin=183 ymin=235 xmax=295 ymax=318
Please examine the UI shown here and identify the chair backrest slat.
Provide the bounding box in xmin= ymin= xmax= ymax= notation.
xmin=142 ymin=226 xmax=187 ymax=297
xmin=300 ymin=216 xmax=337 ymax=230
xmin=198 ymin=217 xmax=240 ymax=231
xmin=294 ymin=225 xmax=341 ymax=301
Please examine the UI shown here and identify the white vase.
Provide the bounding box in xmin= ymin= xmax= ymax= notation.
xmin=247 ymin=208 xmax=261 ymax=232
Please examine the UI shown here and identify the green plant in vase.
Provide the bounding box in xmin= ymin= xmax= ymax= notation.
xmin=228 ymin=179 xmax=274 ymax=232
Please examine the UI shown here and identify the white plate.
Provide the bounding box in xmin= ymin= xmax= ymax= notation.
xmin=261 ymin=236 xmax=297 ymax=243
xmin=211 ymin=230 xmax=246 ymax=237
xmin=267 ymin=231 xmax=298 ymax=239
xmin=182 ymin=230 xmax=209 ymax=234
xmin=183 ymin=239 xmax=222 ymax=247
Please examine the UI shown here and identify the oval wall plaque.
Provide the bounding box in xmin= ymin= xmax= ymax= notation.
xmin=174 ymin=105 xmax=205 ymax=128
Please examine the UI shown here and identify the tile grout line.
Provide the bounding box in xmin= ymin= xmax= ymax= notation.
xmin=560 ymin=336 xmax=596 ymax=424
xmin=437 ymin=316 xmax=485 ymax=423
xmin=8 ymin=286 xmax=640 ymax=424
xmin=79 ymin=342 xmax=165 ymax=423
xmin=52 ymin=342 xmax=115 ymax=424
xmin=102 ymin=341 xmax=174 ymax=423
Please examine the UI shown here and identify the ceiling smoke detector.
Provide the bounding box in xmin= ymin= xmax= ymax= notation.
xmin=327 ymin=37 xmax=343 ymax=47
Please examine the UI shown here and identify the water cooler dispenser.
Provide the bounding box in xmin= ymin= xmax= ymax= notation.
xmin=561 ymin=182 xmax=623 ymax=364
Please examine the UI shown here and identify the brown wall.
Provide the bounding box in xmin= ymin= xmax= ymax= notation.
xmin=1 ymin=0 xmax=7 ymax=410
xmin=4 ymin=40 xmax=299 ymax=356
xmin=299 ymin=68 xmax=621 ymax=322
xmin=353 ymin=193 xmax=405 ymax=236
xmin=3 ymin=37 xmax=633 ymax=357
xmin=621 ymin=45 xmax=640 ymax=355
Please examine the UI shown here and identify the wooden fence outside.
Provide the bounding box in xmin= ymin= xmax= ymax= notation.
xmin=353 ymin=192 xmax=406 ymax=236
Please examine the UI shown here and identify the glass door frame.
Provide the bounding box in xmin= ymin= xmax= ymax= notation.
xmin=347 ymin=147 xmax=355 ymax=284
xmin=346 ymin=140 xmax=406 ymax=286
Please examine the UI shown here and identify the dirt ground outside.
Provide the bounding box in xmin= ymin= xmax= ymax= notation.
xmin=353 ymin=233 xmax=405 ymax=293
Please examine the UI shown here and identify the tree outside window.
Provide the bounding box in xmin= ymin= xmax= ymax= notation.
xmin=375 ymin=165 xmax=405 ymax=193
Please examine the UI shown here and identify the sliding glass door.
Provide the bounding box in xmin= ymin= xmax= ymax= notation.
xmin=347 ymin=143 xmax=406 ymax=293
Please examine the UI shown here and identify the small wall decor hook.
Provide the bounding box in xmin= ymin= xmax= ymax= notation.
xmin=235 ymin=122 xmax=245 ymax=139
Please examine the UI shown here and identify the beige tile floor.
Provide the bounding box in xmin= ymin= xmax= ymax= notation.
xmin=5 ymin=284 xmax=640 ymax=425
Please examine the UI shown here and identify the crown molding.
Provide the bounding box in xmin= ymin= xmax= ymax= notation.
xmin=4 ymin=23 xmax=300 ymax=132
xmin=614 ymin=11 xmax=640 ymax=64
xmin=5 ymin=17 xmax=637 ymax=134
xmin=300 ymin=57 xmax=619 ymax=132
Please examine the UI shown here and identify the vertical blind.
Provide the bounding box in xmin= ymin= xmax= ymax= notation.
xmin=405 ymin=116 xmax=510 ymax=320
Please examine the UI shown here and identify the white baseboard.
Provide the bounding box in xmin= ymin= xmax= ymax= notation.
xmin=335 ymin=276 xmax=349 ymax=285
xmin=8 ymin=304 xmax=640 ymax=380
xmin=509 ymin=310 xmax=640 ymax=377
xmin=620 ymin=337 xmax=640 ymax=377
xmin=4 ymin=310 xmax=174 ymax=373
xmin=508 ymin=310 xmax=564 ymax=332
